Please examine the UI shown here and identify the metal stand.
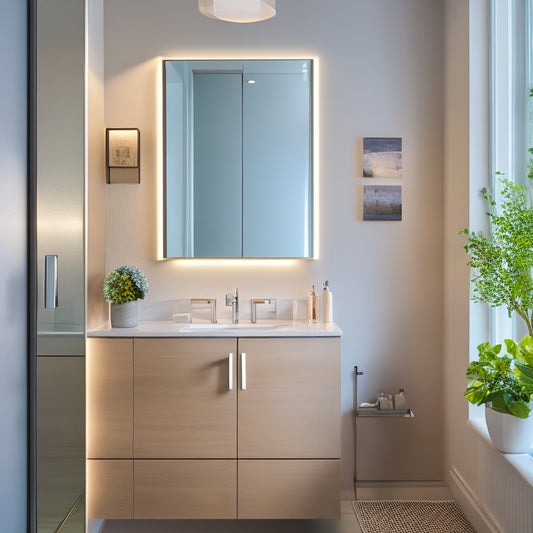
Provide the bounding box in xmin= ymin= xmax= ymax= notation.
xmin=352 ymin=366 xmax=364 ymax=499
xmin=352 ymin=365 xmax=414 ymax=499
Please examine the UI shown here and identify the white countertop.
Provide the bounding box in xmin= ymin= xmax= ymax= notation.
xmin=88 ymin=320 xmax=342 ymax=338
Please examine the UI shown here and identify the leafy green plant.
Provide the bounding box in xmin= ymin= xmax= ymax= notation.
xmin=465 ymin=337 xmax=533 ymax=418
xmin=103 ymin=265 xmax=149 ymax=304
xmin=460 ymin=176 xmax=533 ymax=336
xmin=461 ymin=176 xmax=533 ymax=417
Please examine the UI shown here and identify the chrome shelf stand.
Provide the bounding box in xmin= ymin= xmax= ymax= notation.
xmin=352 ymin=365 xmax=414 ymax=499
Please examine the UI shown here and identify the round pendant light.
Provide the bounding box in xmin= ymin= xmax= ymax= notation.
xmin=199 ymin=0 xmax=276 ymax=23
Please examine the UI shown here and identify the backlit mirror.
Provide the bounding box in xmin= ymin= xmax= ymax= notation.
xmin=163 ymin=59 xmax=314 ymax=258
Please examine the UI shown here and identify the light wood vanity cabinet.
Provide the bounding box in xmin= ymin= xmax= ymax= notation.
xmin=134 ymin=338 xmax=237 ymax=459
xmin=87 ymin=335 xmax=340 ymax=520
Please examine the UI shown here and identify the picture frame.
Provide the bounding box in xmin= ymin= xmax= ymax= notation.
xmin=363 ymin=185 xmax=402 ymax=221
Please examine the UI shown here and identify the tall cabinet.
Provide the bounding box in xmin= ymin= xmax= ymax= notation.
xmin=30 ymin=0 xmax=86 ymax=531
xmin=87 ymin=335 xmax=341 ymax=520
xmin=30 ymin=0 xmax=106 ymax=530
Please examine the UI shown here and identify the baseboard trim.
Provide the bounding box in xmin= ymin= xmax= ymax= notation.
xmin=448 ymin=466 xmax=503 ymax=533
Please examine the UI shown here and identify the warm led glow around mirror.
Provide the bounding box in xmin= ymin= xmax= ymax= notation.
xmin=199 ymin=0 xmax=276 ymax=23
xmin=163 ymin=59 xmax=313 ymax=259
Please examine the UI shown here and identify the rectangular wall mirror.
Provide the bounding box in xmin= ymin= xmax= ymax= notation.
xmin=163 ymin=59 xmax=314 ymax=258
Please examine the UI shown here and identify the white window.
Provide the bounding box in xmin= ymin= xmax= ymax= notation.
xmin=489 ymin=0 xmax=533 ymax=344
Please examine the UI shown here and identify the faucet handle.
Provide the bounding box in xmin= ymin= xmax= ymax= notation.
xmin=190 ymin=298 xmax=217 ymax=323
xmin=251 ymin=298 xmax=274 ymax=323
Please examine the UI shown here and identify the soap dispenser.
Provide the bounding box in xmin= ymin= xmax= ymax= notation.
xmin=322 ymin=280 xmax=333 ymax=323
xmin=307 ymin=285 xmax=318 ymax=322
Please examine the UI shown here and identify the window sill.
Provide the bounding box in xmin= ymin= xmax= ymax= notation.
xmin=468 ymin=417 xmax=533 ymax=487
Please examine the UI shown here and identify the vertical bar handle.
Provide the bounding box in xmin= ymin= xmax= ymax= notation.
xmin=241 ymin=352 xmax=247 ymax=390
xmin=44 ymin=255 xmax=58 ymax=309
xmin=228 ymin=353 xmax=234 ymax=390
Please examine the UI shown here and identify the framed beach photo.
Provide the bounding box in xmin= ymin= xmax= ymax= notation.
xmin=363 ymin=137 xmax=402 ymax=177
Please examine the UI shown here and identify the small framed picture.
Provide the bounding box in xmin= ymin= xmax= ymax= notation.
xmin=106 ymin=128 xmax=140 ymax=183
xmin=363 ymin=137 xmax=402 ymax=177
xmin=363 ymin=185 xmax=402 ymax=221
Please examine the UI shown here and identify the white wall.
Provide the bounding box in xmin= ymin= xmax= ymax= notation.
xmin=0 ymin=0 xmax=27 ymax=530
xmin=103 ymin=0 xmax=444 ymax=493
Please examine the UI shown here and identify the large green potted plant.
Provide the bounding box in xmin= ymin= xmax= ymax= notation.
xmin=462 ymin=177 xmax=533 ymax=452
xmin=103 ymin=265 xmax=149 ymax=328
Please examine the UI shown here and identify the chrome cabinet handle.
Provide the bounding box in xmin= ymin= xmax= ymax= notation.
xmin=228 ymin=353 xmax=234 ymax=390
xmin=241 ymin=352 xmax=247 ymax=390
xmin=44 ymin=255 xmax=58 ymax=309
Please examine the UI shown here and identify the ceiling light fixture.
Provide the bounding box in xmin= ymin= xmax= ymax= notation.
xmin=198 ymin=0 xmax=276 ymax=23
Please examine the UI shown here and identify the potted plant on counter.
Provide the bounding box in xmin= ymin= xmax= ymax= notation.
xmin=103 ymin=265 xmax=149 ymax=328
xmin=461 ymin=177 xmax=533 ymax=452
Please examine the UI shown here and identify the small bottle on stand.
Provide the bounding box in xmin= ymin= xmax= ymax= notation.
xmin=394 ymin=389 xmax=408 ymax=410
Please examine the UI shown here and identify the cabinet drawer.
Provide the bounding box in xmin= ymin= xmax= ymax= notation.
xmin=87 ymin=459 xmax=133 ymax=519
xmin=134 ymin=460 xmax=237 ymax=519
xmin=238 ymin=459 xmax=340 ymax=519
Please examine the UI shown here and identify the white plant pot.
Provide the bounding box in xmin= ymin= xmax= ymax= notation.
xmin=110 ymin=300 xmax=139 ymax=328
xmin=485 ymin=405 xmax=533 ymax=453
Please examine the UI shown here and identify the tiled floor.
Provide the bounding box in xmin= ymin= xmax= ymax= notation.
xmin=97 ymin=487 xmax=454 ymax=533
xmin=100 ymin=501 xmax=362 ymax=533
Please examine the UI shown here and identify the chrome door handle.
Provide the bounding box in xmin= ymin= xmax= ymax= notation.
xmin=228 ymin=353 xmax=234 ymax=390
xmin=241 ymin=352 xmax=247 ymax=390
xmin=44 ymin=254 xmax=58 ymax=308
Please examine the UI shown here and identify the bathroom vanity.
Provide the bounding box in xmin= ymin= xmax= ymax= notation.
xmin=86 ymin=322 xmax=341 ymax=520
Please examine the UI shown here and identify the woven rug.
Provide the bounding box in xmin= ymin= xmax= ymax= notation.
xmin=352 ymin=500 xmax=476 ymax=533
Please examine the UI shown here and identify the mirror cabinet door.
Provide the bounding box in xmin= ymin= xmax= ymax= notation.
xmin=164 ymin=59 xmax=313 ymax=259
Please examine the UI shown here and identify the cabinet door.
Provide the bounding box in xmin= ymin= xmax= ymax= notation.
xmin=134 ymin=460 xmax=236 ymax=519
xmin=238 ymin=337 xmax=340 ymax=458
xmin=134 ymin=338 xmax=237 ymax=458
xmin=87 ymin=338 xmax=133 ymax=458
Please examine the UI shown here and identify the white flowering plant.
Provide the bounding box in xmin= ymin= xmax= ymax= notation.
xmin=103 ymin=265 xmax=149 ymax=304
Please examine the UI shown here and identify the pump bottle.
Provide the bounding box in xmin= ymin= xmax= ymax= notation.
xmin=322 ymin=280 xmax=333 ymax=322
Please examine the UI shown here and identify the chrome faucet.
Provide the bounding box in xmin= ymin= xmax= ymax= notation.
xmin=251 ymin=299 xmax=272 ymax=323
xmin=225 ymin=288 xmax=239 ymax=323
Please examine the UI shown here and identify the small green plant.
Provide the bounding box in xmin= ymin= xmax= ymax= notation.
xmin=103 ymin=265 xmax=149 ymax=304
xmin=460 ymin=176 xmax=533 ymax=336
xmin=465 ymin=337 xmax=533 ymax=418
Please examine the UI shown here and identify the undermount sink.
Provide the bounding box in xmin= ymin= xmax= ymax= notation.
xmin=181 ymin=322 xmax=287 ymax=331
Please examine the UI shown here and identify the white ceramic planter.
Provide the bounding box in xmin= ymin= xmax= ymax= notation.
xmin=110 ymin=300 xmax=139 ymax=328
xmin=485 ymin=405 xmax=533 ymax=453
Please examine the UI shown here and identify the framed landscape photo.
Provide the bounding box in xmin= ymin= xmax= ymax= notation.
xmin=363 ymin=185 xmax=402 ymax=221
xmin=363 ymin=137 xmax=402 ymax=177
